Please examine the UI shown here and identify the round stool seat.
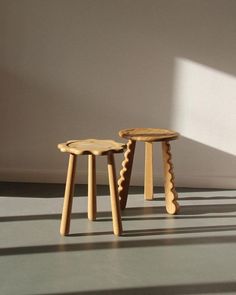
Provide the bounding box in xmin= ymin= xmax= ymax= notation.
xmin=58 ymin=139 xmax=125 ymax=155
xmin=119 ymin=128 xmax=178 ymax=142
xmin=118 ymin=127 xmax=179 ymax=214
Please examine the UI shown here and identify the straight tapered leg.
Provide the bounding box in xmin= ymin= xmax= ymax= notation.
xmin=60 ymin=153 xmax=77 ymax=235
xmin=107 ymin=152 xmax=123 ymax=236
xmin=144 ymin=142 xmax=154 ymax=200
xmin=162 ymin=141 xmax=179 ymax=214
xmin=118 ymin=140 xmax=136 ymax=210
xmin=88 ymin=154 xmax=97 ymax=221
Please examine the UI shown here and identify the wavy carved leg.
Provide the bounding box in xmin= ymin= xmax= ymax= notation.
xmin=118 ymin=140 xmax=136 ymax=210
xmin=162 ymin=141 xmax=179 ymax=214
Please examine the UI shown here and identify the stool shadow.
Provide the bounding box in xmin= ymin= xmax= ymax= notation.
xmin=33 ymin=281 xmax=236 ymax=295
xmin=0 ymin=182 xmax=110 ymax=198
xmin=179 ymin=195 xmax=236 ymax=201
xmin=2 ymin=234 xmax=236 ymax=257
xmin=153 ymin=195 xmax=236 ymax=201
xmin=123 ymin=224 xmax=236 ymax=237
xmin=119 ymin=204 xmax=236 ymax=222
xmin=68 ymin=231 xmax=113 ymax=237
xmin=122 ymin=203 xmax=236 ymax=217
xmin=1 ymin=181 xmax=233 ymax=199
xmin=1 ymin=203 xmax=236 ymax=223
xmin=67 ymin=224 xmax=236 ymax=238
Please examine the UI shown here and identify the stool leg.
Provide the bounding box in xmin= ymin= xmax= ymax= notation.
xmin=60 ymin=153 xmax=77 ymax=236
xmin=162 ymin=141 xmax=179 ymax=214
xmin=88 ymin=154 xmax=97 ymax=221
xmin=118 ymin=140 xmax=136 ymax=210
xmin=144 ymin=142 xmax=154 ymax=200
xmin=107 ymin=152 xmax=123 ymax=236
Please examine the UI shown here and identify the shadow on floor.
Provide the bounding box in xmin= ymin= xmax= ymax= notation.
xmin=0 ymin=182 xmax=233 ymax=198
xmin=34 ymin=281 xmax=236 ymax=295
xmin=1 ymin=203 xmax=236 ymax=223
xmin=1 ymin=225 xmax=236 ymax=256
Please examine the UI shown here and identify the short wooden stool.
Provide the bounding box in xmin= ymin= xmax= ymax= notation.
xmin=58 ymin=139 xmax=126 ymax=236
xmin=118 ymin=128 xmax=179 ymax=214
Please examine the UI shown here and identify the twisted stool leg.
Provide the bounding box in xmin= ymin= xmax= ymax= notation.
xmin=107 ymin=152 xmax=123 ymax=236
xmin=118 ymin=140 xmax=136 ymax=210
xmin=144 ymin=142 xmax=154 ymax=200
xmin=60 ymin=153 xmax=77 ymax=235
xmin=88 ymin=154 xmax=97 ymax=221
xmin=162 ymin=141 xmax=179 ymax=214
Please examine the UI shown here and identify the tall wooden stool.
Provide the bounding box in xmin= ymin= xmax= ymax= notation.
xmin=118 ymin=128 xmax=179 ymax=214
xmin=58 ymin=139 xmax=126 ymax=236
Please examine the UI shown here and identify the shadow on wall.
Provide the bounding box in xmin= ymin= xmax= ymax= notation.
xmin=173 ymin=137 xmax=236 ymax=189
xmin=0 ymin=67 xmax=172 ymax=183
xmin=0 ymin=68 xmax=124 ymax=168
xmin=0 ymin=69 xmax=235 ymax=188
xmin=34 ymin=281 xmax=236 ymax=295
xmin=166 ymin=1 xmax=236 ymax=188
xmin=0 ymin=0 xmax=235 ymax=186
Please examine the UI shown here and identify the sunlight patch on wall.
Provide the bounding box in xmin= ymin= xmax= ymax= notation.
xmin=171 ymin=58 xmax=236 ymax=156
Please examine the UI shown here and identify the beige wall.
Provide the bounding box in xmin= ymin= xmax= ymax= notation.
xmin=1 ymin=0 xmax=236 ymax=188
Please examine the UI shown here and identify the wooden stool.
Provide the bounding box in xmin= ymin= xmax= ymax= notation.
xmin=118 ymin=128 xmax=180 ymax=214
xmin=58 ymin=139 xmax=126 ymax=236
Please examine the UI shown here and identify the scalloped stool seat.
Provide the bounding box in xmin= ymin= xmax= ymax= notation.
xmin=118 ymin=128 xmax=180 ymax=214
xmin=58 ymin=139 xmax=126 ymax=236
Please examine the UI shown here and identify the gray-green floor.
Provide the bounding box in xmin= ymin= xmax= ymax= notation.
xmin=1 ymin=182 xmax=236 ymax=295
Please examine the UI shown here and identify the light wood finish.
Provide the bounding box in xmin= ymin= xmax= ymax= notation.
xmin=58 ymin=139 xmax=125 ymax=156
xmin=107 ymin=152 xmax=123 ymax=236
xmin=118 ymin=128 xmax=180 ymax=214
xmin=162 ymin=141 xmax=179 ymax=214
xmin=118 ymin=140 xmax=136 ymax=210
xmin=144 ymin=142 xmax=153 ymax=200
xmin=119 ymin=128 xmax=178 ymax=142
xmin=58 ymin=139 xmax=125 ymax=236
xmin=60 ymin=154 xmax=77 ymax=236
xmin=88 ymin=155 xmax=96 ymax=221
